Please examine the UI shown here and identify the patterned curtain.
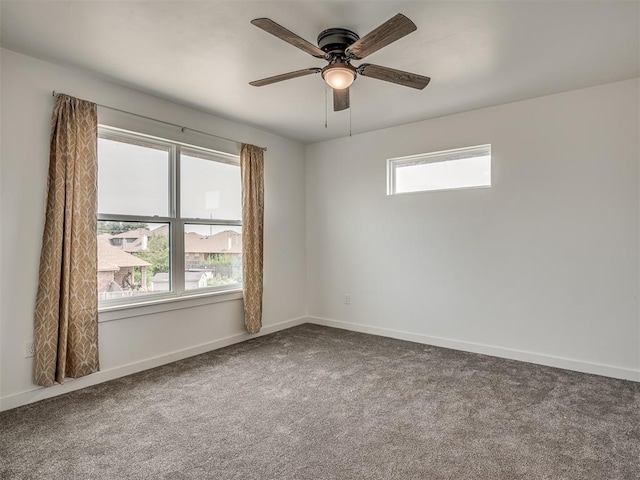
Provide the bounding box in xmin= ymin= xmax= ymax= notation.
xmin=33 ymin=94 xmax=99 ymax=387
xmin=240 ymin=144 xmax=265 ymax=334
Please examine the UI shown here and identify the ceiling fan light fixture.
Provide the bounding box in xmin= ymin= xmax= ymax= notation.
xmin=323 ymin=66 xmax=356 ymax=90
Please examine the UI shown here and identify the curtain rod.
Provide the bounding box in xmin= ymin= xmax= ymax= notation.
xmin=52 ymin=91 xmax=266 ymax=151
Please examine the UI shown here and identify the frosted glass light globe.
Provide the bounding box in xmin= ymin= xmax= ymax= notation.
xmin=324 ymin=67 xmax=355 ymax=89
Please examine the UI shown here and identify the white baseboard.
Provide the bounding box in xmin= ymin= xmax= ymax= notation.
xmin=0 ymin=316 xmax=307 ymax=412
xmin=308 ymin=316 xmax=640 ymax=382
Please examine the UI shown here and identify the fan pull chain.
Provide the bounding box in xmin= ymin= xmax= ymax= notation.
xmin=349 ymin=106 xmax=352 ymax=137
xmin=324 ymin=85 xmax=328 ymax=129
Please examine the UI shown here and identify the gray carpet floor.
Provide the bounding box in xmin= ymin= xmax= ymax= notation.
xmin=1 ymin=324 xmax=639 ymax=479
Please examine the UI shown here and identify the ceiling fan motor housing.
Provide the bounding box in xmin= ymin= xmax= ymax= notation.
xmin=317 ymin=28 xmax=360 ymax=55
xmin=317 ymin=28 xmax=359 ymax=88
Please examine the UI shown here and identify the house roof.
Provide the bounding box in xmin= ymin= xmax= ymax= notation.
xmin=111 ymin=228 xmax=151 ymax=239
xmin=119 ymin=237 xmax=145 ymax=253
xmin=151 ymin=225 xmax=169 ymax=237
xmin=97 ymin=239 xmax=151 ymax=271
xmin=102 ymin=226 xmax=241 ymax=257
xmin=98 ymin=262 xmax=119 ymax=273
xmin=109 ymin=228 xmax=157 ymax=253
xmin=185 ymin=230 xmax=242 ymax=254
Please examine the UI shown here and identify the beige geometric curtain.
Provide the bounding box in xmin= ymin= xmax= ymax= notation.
xmin=240 ymin=144 xmax=265 ymax=334
xmin=33 ymin=94 xmax=99 ymax=387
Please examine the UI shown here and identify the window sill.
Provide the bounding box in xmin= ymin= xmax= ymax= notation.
xmin=98 ymin=289 xmax=243 ymax=323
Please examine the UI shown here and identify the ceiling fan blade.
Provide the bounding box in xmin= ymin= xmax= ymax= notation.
xmin=249 ymin=68 xmax=322 ymax=87
xmin=333 ymin=88 xmax=350 ymax=111
xmin=251 ymin=18 xmax=327 ymax=59
xmin=345 ymin=13 xmax=416 ymax=60
xmin=358 ymin=64 xmax=430 ymax=90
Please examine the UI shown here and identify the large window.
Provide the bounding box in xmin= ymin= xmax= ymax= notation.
xmin=97 ymin=127 xmax=242 ymax=307
xmin=388 ymin=144 xmax=491 ymax=195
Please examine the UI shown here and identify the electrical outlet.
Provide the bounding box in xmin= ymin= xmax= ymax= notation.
xmin=25 ymin=342 xmax=35 ymax=358
xmin=344 ymin=294 xmax=351 ymax=305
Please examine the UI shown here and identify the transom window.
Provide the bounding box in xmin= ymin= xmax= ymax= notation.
xmin=97 ymin=127 xmax=242 ymax=308
xmin=388 ymin=144 xmax=491 ymax=195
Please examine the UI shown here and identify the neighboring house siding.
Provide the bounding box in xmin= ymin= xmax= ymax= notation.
xmin=97 ymin=271 xmax=115 ymax=293
xmin=97 ymin=240 xmax=152 ymax=299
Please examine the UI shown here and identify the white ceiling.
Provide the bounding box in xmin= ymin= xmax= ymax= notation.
xmin=1 ymin=1 xmax=638 ymax=144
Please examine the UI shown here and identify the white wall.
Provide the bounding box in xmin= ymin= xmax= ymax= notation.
xmin=1 ymin=48 xmax=638 ymax=413
xmin=306 ymin=79 xmax=640 ymax=381
xmin=0 ymin=48 xmax=307 ymax=410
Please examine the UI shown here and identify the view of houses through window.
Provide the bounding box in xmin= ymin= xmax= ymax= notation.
xmin=97 ymin=222 xmax=242 ymax=301
xmin=97 ymin=128 xmax=242 ymax=305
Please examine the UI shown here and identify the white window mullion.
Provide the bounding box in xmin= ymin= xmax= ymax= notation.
xmin=172 ymin=145 xmax=185 ymax=295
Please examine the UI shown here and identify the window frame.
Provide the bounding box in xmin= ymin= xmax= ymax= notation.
xmin=97 ymin=125 xmax=243 ymax=311
xmin=387 ymin=144 xmax=492 ymax=195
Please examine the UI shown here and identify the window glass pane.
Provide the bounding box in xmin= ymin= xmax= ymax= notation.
xmin=395 ymin=156 xmax=491 ymax=193
xmin=184 ymin=224 xmax=242 ymax=289
xmin=98 ymin=136 xmax=170 ymax=216
xmin=97 ymin=221 xmax=170 ymax=300
xmin=390 ymin=145 xmax=491 ymax=194
xmin=180 ymin=150 xmax=241 ymax=220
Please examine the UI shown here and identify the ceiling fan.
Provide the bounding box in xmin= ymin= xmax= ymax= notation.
xmin=249 ymin=13 xmax=431 ymax=111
